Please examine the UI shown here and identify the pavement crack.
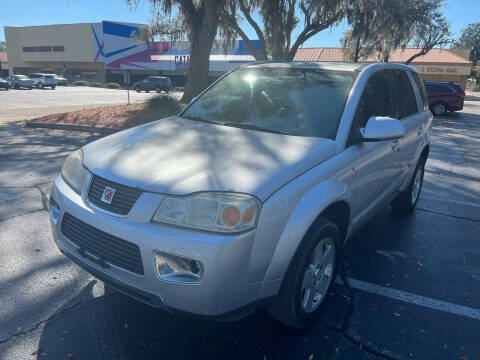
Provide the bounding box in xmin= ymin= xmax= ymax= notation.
xmin=36 ymin=184 xmax=49 ymax=211
xmin=417 ymin=207 xmax=480 ymax=223
xmin=0 ymin=209 xmax=47 ymax=222
xmin=0 ymin=292 xmax=115 ymax=345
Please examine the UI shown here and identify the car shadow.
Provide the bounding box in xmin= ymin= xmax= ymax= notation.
xmin=33 ymin=279 xmax=356 ymax=360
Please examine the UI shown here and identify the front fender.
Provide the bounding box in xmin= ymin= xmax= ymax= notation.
xmin=258 ymin=179 xmax=351 ymax=298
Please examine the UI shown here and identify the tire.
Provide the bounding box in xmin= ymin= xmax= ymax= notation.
xmin=135 ymin=86 xmax=141 ymax=93
xmin=51 ymin=85 xmax=56 ymax=90
xmin=28 ymin=87 xmax=32 ymax=90
xmin=391 ymin=157 xmax=426 ymax=213
xmin=267 ymin=217 xmax=340 ymax=328
xmin=155 ymin=86 xmax=161 ymax=93
xmin=146 ymin=90 xmax=150 ymax=93
xmin=431 ymin=101 xmax=447 ymax=116
xmin=38 ymin=83 xmax=44 ymax=89
xmin=14 ymin=84 xmax=19 ymax=89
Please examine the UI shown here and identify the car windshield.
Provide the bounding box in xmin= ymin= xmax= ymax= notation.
xmin=181 ymin=67 xmax=355 ymax=139
xmin=45 ymin=75 xmax=54 ymax=79
xmin=17 ymin=75 xmax=29 ymax=79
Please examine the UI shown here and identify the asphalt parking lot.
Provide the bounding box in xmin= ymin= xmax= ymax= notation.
xmin=0 ymin=96 xmax=479 ymax=360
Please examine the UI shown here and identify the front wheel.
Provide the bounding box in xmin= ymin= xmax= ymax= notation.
xmin=431 ymin=101 xmax=447 ymax=116
xmin=38 ymin=83 xmax=44 ymax=89
xmin=391 ymin=157 xmax=425 ymax=213
xmin=135 ymin=86 xmax=141 ymax=93
xmin=155 ymin=86 xmax=161 ymax=93
xmin=51 ymin=85 xmax=56 ymax=90
xmin=267 ymin=218 xmax=339 ymax=328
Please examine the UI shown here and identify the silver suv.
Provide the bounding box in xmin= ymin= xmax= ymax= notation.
xmin=29 ymin=73 xmax=57 ymax=89
xmin=50 ymin=62 xmax=431 ymax=328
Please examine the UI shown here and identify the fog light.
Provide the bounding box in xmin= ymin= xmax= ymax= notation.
xmin=153 ymin=250 xmax=203 ymax=283
xmin=49 ymin=197 xmax=60 ymax=225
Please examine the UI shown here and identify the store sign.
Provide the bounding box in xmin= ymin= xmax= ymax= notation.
xmin=22 ymin=46 xmax=65 ymax=53
xmin=415 ymin=65 xmax=471 ymax=76
xmin=174 ymin=55 xmax=189 ymax=69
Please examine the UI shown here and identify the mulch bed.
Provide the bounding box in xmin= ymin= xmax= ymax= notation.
xmin=32 ymin=104 xmax=166 ymax=129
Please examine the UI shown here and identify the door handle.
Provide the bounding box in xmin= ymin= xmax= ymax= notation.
xmin=391 ymin=139 xmax=399 ymax=151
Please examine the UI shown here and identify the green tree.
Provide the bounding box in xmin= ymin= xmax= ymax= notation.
xmin=455 ymin=22 xmax=480 ymax=63
xmin=341 ymin=0 xmax=450 ymax=63
xmin=455 ymin=22 xmax=480 ymax=85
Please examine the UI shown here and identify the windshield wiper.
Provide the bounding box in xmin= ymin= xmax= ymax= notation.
xmin=181 ymin=115 xmax=226 ymax=126
xmin=221 ymin=122 xmax=289 ymax=135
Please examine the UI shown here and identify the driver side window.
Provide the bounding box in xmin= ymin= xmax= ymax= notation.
xmin=348 ymin=70 xmax=394 ymax=145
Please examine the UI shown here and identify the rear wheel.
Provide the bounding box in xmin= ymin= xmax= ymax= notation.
xmin=51 ymin=85 xmax=56 ymax=90
xmin=155 ymin=86 xmax=161 ymax=93
xmin=135 ymin=86 xmax=141 ymax=93
xmin=267 ymin=218 xmax=339 ymax=328
xmin=391 ymin=157 xmax=425 ymax=213
xmin=431 ymin=101 xmax=447 ymax=116
xmin=38 ymin=83 xmax=44 ymax=89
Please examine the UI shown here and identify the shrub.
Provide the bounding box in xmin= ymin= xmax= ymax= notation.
xmin=105 ymin=82 xmax=122 ymax=89
xmin=89 ymin=82 xmax=103 ymax=87
xmin=72 ymin=80 xmax=89 ymax=86
xmin=146 ymin=94 xmax=182 ymax=117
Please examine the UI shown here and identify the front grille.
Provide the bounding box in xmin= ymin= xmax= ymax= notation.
xmin=88 ymin=175 xmax=142 ymax=215
xmin=61 ymin=213 xmax=144 ymax=275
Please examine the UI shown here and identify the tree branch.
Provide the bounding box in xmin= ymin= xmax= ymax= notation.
xmin=221 ymin=13 xmax=264 ymax=60
xmin=287 ymin=19 xmax=335 ymax=60
xmin=238 ymin=1 xmax=267 ymax=59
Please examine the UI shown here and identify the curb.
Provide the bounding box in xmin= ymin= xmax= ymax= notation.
xmin=25 ymin=120 xmax=123 ymax=134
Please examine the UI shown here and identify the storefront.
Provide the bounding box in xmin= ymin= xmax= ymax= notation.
xmin=4 ymin=21 xmax=257 ymax=85
xmin=293 ymin=47 xmax=473 ymax=89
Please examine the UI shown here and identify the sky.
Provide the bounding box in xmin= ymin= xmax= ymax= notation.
xmin=1 ymin=0 xmax=479 ymax=47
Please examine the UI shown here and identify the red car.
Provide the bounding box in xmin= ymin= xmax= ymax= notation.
xmin=424 ymin=81 xmax=465 ymax=116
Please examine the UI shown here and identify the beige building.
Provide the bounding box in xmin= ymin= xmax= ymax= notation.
xmin=294 ymin=47 xmax=473 ymax=89
xmin=4 ymin=23 xmax=105 ymax=82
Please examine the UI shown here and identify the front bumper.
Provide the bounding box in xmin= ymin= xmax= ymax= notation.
xmin=50 ymin=175 xmax=264 ymax=316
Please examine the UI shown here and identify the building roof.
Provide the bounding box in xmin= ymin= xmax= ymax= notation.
xmin=293 ymin=47 xmax=472 ymax=66
xmin=0 ymin=52 xmax=7 ymax=64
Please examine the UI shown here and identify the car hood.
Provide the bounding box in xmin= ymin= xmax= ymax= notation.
xmin=82 ymin=117 xmax=337 ymax=200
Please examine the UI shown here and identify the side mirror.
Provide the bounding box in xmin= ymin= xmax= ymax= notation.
xmin=360 ymin=116 xmax=405 ymax=142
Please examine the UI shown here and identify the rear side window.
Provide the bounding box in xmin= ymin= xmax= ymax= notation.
xmin=411 ymin=72 xmax=428 ymax=110
xmin=353 ymin=70 xmax=394 ymax=129
xmin=425 ymin=83 xmax=454 ymax=94
xmin=391 ymin=70 xmax=418 ymax=119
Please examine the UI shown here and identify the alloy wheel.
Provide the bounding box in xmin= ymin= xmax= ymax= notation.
xmin=300 ymin=237 xmax=335 ymax=313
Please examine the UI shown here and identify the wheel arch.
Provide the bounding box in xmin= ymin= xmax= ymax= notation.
xmin=258 ymin=179 xmax=352 ymax=298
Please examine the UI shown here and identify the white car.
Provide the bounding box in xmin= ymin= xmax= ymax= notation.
xmin=29 ymin=73 xmax=57 ymax=89
xmin=50 ymin=62 xmax=431 ymax=328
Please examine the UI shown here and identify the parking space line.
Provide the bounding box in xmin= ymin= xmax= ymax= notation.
xmin=335 ymin=277 xmax=480 ymax=321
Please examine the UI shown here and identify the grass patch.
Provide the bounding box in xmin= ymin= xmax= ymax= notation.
xmin=146 ymin=94 xmax=182 ymax=117
xmin=89 ymin=82 xmax=103 ymax=88
xmin=105 ymin=82 xmax=122 ymax=89
xmin=72 ymin=80 xmax=89 ymax=86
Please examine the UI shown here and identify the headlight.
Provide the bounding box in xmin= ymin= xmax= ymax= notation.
xmin=61 ymin=150 xmax=87 ymax=194
xmin=152 ymin=192 xmax=260 ymax=233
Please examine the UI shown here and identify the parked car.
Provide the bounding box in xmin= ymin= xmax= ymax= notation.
xmin=133 ymin=76 xmax=173 ymax=93
xmin=29 ymin=73 xmax=57 ymax=89
xmin=0 ymin=77 xmax=10 ymax=90
xmin=50 ymin=62 xmax=431 ymax=328
xmin=54 ymin=74 xmax=69 ymax=86
xmin=10 ymin=75 xmax=35 ymax=89
xmin=424 ymin=80 xmax=465 ymax=116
